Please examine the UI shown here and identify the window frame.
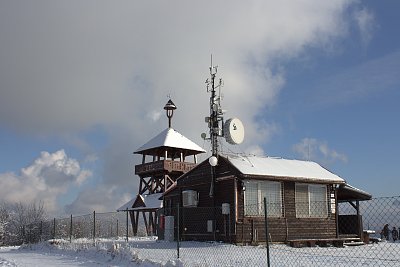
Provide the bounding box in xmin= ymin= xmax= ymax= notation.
xmin=244 ymin=180 xmax=283 ymax=217
xmin=295 ymin=183 xmax=328 ymax=218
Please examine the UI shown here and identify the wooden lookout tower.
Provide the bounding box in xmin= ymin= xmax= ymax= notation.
xmin=118 ymin=99 xmax=205 ymax=235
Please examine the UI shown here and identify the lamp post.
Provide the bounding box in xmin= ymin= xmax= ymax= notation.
xmin=164 ymin=99 xmax=177 ymax=128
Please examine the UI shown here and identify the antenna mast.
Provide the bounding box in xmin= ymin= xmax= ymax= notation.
xmin=202 ymin=57 xmax=244 ymax=198
xmin=205 ymin=55 xmax=224 ymax=157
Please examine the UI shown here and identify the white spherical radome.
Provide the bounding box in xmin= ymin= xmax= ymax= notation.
xmin=209 ymin=156 xmax=218 ymax=166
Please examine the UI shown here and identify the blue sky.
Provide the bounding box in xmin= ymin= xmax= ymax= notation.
xmin=0 ymin=1 xmax=399 ymax=216
xmin=266 ymin=1 xmax=400 ymax=197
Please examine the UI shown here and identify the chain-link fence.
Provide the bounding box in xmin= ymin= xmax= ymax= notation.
xmin=21 ymin=210 xmax=137 ymax=244
xmin=17 ymin=196 xmax=400 ymax=266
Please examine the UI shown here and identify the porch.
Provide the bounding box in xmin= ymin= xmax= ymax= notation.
xmin=337 ymin=183 xmax=372 ymax=243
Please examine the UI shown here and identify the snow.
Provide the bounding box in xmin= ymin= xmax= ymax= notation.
xmin=118 ymin=193 xmax=163 ymax=211
xmin=0 ymin=245 xmax=103 ymax=266
xmin=1 ymin=237 xmax=399 ymax=266
xmin=226 ymin=154 xmax=345 ymax=184
xmin=135 ymin=128 xmax=205 ymax=155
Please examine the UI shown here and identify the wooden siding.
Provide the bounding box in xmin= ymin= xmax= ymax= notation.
xmin=163 ymin=156 xmax=338 ymax=244
xmin=235 ymin=181 xmax=337 ymax=244
xmin=135 ymin=160 xmax=197 ymax=176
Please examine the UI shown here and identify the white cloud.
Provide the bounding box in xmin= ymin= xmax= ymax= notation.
xmin=244 ymin=145 xmax=266 ymax=157
xmin=147 ymin=110 xmax=163 ymax=123
xmin=84 ymin=154 xmax=98 ymax=164
xmin=353 ymin=7 xmax=375 ymax=46
xmin=64 ymin=185 xmax=132 ymax=215
xmin=0 ymin=1 xmax=364 ymax=214
xmin=0 ymin=1 xmax=354 ymax=140
xmin=292 ymin=138 xmax=348 ymax=165
xmin=0 ymin=150 xmax=92 ymax=215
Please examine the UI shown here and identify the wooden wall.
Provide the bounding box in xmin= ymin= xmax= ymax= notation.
xmin=235 ymin=181 xmax=337 ymax=244
xmin=163 ymin=157 xmax=337 ymax=244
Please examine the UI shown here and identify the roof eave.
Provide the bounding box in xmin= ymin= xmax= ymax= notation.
xmin=337 ymin=183 xmax=372 ymax=202
xmin=134 ymin=146 xmax=206 ymax=155
xmin=240 ymin=173 xmax=346 ymax=184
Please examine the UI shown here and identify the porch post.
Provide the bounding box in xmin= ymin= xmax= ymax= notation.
xmin=356 ymin=200 xmax=362 ymax=238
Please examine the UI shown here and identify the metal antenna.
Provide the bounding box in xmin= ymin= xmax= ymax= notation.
xmin=205 ymin=56 xmax=224 ymax=157
xmin=205 ymin=56 xmax=224 ymax=198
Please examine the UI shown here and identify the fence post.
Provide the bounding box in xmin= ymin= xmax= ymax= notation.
xmin=53 ymin=218 xmax=56 ymax=239
xmin=22 ymin=225 xmax=25 ymax=244
xmin=126 ymin=208 xmax=129 ymax=242
xmin=70 ymin=214 xmax=73 ymax=243
xmin=177 ymin=203 xmax=180 ymax=259
xmin=264 ymin=197 xmax=271 ymax=267
xmin=40 ymin=221 xmax=43 ymax=242
xmin=116 ymin=219 xmax=119 ymax=239
xmin=93 ymin=210 xmax=96 ymax=243
xmin=228 ymin=212 xmax=231 ymax=243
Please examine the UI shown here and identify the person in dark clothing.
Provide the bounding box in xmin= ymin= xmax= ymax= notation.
xmin=381 ymin=224 xmax=389 ymax=240
xmin=392 ymin=227 xmax=399 ymax=242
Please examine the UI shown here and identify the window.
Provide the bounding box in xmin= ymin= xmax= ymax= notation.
xmin=244 ymin=180 xmax=282 ymax=217
xmin=295 ymin=183 xmax=328 ymax=218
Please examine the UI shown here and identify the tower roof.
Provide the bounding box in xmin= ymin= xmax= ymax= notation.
xmin=135 ymin=128 xmax=206 ymax=156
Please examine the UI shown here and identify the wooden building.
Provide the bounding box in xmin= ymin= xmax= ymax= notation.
xmin=119 ymin=66 xmax=371 ymax=243
xmin=118 ymin=100 xmax=205 ymax=235
xmin=162 ymin=154 xmax=371 ymax=244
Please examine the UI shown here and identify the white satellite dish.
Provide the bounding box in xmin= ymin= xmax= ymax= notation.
xmin=224 ymin=118 xmax=244 ymax=145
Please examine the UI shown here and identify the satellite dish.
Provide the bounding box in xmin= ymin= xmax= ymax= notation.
xmin=224 ymin=118 xmax=244 ymax=145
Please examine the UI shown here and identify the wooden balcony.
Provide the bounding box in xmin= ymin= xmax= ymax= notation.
xmin=135 ymin=160 xmax=197 ymax=176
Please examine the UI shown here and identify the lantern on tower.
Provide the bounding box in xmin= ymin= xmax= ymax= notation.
xmin=164 ymin=99 xmax=177 ymax=128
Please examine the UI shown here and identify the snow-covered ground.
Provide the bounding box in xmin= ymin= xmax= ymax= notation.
xmin=1 ymin=237 xmax=399 ymax=266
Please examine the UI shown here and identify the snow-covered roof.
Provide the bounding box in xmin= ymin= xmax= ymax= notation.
xmin=225 ymin=154 xmax=345 ymax=184
xmin=117 ymin=193 xmax=163 ymax=211
xmin=135 ymin=128 xmax=206 ymax=155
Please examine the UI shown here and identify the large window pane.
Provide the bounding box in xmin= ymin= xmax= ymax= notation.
xmin=295 ymin=184 xmax=309 ymax=218
xmin=244 ymin=180 xmax=282 ymax=217
xmin=244 ymin=181 xmax=258 ymax=216
xmin=295 ymin=183 xmax=327 ymax=218
xmin=309 ymin=185 xmax=327 ymax=218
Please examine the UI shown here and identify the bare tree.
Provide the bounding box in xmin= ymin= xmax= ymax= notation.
xmin=6 ymin=201 xmax=47 ymax=245
xmin=0 ymin=202 xmax=10 ymax=245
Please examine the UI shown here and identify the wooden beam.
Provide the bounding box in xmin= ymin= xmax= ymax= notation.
xmin=129 ymin=211 xmax=136 ymax=236
xmin=139 ymin=178 xmax=151 ymax=194
xmin=153 ymin=176 xmax=164 ymax=192
xmin=166 ymin=174 xmax=175 ymax=184
xmin=139 ymin=177 xmax=143 ymax=194
xmin=153 ymin=211 xmax=157 ymax=235
xmin=135 ymin=211 xmax=139 ymax=235
xmin=348 ymin=201 xmax=357 ymax=211
xmin=149 ymin=212 xmax=153 ymax=235
xmin=142 ymin=211 xmax=149 ymax=235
